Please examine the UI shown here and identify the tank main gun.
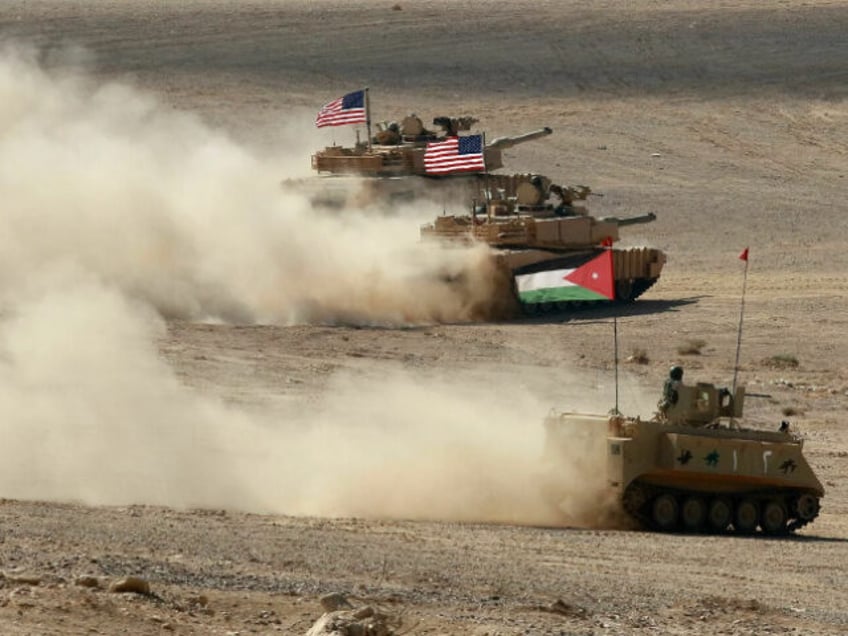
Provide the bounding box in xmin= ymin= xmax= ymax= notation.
xmin=600 ymin=212 xmax=657 ymax=228
xmin=487 ymin=127 xmax=553 ymax=150
xmin=484 ymin=127 xmax=553 ymax=170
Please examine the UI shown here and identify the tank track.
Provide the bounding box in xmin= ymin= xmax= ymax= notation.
xmin=622 ymin=482 xmax=821 ymax=536
xmin=520 ymin=277 xmax=658 ymax=317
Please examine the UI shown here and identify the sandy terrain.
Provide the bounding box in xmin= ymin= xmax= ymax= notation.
xmin=1 ymin=1 xmax=847 ymax=634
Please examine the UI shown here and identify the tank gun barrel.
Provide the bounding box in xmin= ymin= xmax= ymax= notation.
xmin=607 ymin=212 xmax=657 ymax=227
xmin=487 ymin=127 xmax=553 ymax=150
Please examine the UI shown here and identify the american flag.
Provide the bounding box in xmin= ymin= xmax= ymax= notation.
xmin=315 ymin=90 xmax=367 ymax=128
xmin=423 ymin=135 xmax=486 ymax=174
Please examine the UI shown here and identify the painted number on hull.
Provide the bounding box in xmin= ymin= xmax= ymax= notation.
xmin=763 ymin=450 xmax=773 ymax=474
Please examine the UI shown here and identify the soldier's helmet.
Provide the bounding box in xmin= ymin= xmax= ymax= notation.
xmin=669 ymin=365 xmax=683 ymax=381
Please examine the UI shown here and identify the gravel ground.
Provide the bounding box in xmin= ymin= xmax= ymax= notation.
xmin=1 ymin=1 xmax=847 ymax=634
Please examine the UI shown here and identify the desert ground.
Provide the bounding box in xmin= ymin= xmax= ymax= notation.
xmin=1 ymin=1 xmax=847 ymax=634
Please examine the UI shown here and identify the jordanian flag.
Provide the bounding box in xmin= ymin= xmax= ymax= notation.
xmin=515 ymin=251 xmax=615 ymax=303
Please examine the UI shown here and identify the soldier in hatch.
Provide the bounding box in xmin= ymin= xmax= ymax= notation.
xmin=658 ymin=365 xmax=684 ymax=415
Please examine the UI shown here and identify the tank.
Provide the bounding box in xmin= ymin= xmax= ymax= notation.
xmin=543 ymin=375 xmax=825 ymax=535
xmin=304 ymin=115 xmax=553 ymax=207
xmin=420 ymin=174 xmax=666 ymax=317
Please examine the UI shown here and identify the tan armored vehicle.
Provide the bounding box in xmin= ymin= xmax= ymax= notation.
xmin=544 ymin=372 xmax=824 ymax=535
xmin=421 ymin=174 xmax=666 ymax=315
xmin=306 ymin=115 xmax=552 ymax=207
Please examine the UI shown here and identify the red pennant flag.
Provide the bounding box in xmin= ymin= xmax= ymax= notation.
xmin=601 ymin=236 xmax=614 ymax=248
xmin=739 ymin=247 xmax=749 ymax=261
xmin=563 ymin=250 xmax=615 ymax=300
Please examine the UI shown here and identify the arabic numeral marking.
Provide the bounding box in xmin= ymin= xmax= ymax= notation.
xmin=762 ymin=450 xmax=773 ymax=474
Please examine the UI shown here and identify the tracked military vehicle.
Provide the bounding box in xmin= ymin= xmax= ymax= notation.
xmin=421 ymin=174 xmax=666 ymax=317
xmin=543 ymin=375 xmax=824 ymax=535
xmin=304 ymin=115 xmax=552 ymax=207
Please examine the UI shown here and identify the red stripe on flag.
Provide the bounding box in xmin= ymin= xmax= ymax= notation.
xmin=315 ymin=91 xmax=367 ymax=128
xmin=423 ymin=136 xmax=485 ymax=174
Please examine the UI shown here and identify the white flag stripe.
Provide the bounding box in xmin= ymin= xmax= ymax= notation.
xmin=317 ymin=112 xmax=365 ymax=125
xmin=515 ymin=268 xmax=576 ymax=293
xmin=315 ymin=90 xmax=367 ymax=128
xmin=423 ymin=135 xmax=485 ymax=174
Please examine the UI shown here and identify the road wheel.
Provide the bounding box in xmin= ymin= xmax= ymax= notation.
xmin=651 ymin=493 xmax=679 ymax=531
xmin=761 ymin=500 xmax=789 ymax=535
xmin=622 ymin=484 xmax=648 ymax=516
xmin=615 ymin=278 xmax=634 ymax=302
xmin=795 ymin=494 xmax=820 ymax=521
xmin=523 ymin=303 xmax=542 ymax=316
xmin=734 ymin=499 xmax=759 ymax=534
xmin=707 ymin=497 xmax=732 ymax=532
xmin=681 ymin=496 xmax=707 ymax=532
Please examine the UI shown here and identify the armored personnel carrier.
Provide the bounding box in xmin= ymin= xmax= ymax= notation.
xmin=543 ymin=373 xmax=824 ymax=535
xmin=305 ymin=115 xmax=552 ymax=207
xmin=420 ymin=174 xmax=666 ymax=316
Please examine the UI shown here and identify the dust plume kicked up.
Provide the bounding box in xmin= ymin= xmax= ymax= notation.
xmin=0 ymin=276 xmax=618 ymax=527
xmin=0 ymin=44 xmax=500 ymax=326
xmin=0 ymin=44 xmax=620 ymax=528
xmin=265 ymin=368 xmax=619 ymax=528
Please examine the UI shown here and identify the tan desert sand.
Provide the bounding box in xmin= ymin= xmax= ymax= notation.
xmin=1 ymin=1 xmax=847 ymax=634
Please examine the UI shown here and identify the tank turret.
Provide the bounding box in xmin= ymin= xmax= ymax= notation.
xmin=304 ymin=116 xmax=555 ymax=208
xmin=423 ymin=209 xmax=657 ymax=250
xmin=311 ymin=119 xmax=552 ymax=178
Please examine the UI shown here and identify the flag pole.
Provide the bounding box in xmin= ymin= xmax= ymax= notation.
xmin=732 ymin=247 xmax=750 ymax=394
xmin=364 ymin=87 xmax=372 ymax=152
xmin=598 ymin=239 xmax=619 ymax=415
xmin=481 ymin=132 xmax=491 ymax=218
xmin=613 ymin=312 xmax=620 ymax=415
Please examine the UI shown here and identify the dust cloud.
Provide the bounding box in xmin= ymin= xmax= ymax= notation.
xmin=0 ymin=44 xmax=499 ymax=327
xmin=262 ymin=368 xmax=625 ymax=527
xmin=0 ymin=45 xmax=624 ymax=528
xmin=0 ymin=276 xmax=621 ymax=527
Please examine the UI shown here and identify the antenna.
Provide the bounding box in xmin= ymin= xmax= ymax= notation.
xmin=595 ymin=241 xmax=619 ymax=415
xmin=364 ymin=87 xmax=372 ymax=152
xmin=732 ymin=247 xmax=749 ymax=394
xmin=613 ymin=312 xmax=620 ymax=415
